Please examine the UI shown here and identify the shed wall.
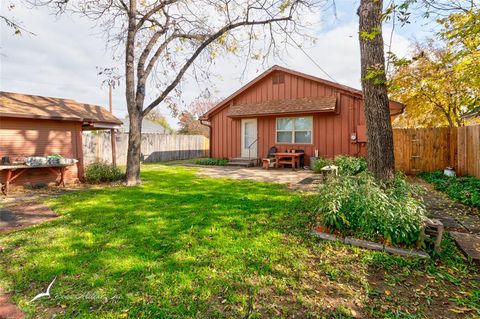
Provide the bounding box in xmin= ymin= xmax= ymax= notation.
xmin=210 ymin=71 xmax=368 ymax=162
xmin=0 ymin=117 xmax=82 ymax=186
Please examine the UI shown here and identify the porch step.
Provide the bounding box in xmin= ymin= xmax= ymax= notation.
xmin=227 ymin=158 xmax=259 ymax=167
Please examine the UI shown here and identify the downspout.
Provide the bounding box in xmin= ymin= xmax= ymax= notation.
xmin=200 ymin=119 xmax=212 ymax=158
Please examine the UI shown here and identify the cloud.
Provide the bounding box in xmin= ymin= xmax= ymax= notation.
xmin=1 ymin=4 xmax=412 ymax=129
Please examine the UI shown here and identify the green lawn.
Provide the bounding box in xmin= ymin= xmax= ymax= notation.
xmin=0 ymin=165 xmax=478 ymax=318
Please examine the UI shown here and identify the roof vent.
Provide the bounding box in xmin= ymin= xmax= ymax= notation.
xmin=272 ymin=72 xmax=285 ymax=84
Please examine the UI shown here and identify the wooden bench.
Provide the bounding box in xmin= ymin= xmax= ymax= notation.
xmin=273 ymin=152 xmax=304 ymax=170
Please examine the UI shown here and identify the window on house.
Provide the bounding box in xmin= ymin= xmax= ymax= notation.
xmin=276 ymin=117 xmax=312 ymax=144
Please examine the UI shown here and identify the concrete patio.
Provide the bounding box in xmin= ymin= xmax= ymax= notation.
xmin=193 ymin=165 xmax=321 ymax=190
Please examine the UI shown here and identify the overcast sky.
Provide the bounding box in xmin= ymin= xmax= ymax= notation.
xmin=0 ymin=1 xmax=432 ymax=129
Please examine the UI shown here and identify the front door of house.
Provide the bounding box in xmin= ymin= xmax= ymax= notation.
xmin=241 ymin=118 xmax=257 ymax=158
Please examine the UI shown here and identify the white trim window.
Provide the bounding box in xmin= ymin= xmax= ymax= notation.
xmin=276 ymin=116 xmax=313 ymax=144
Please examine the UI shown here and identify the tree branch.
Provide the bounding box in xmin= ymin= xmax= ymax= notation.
xmin=143 ymin=34 xmax=176 ymax=78
xmin=137 ymin=16 xmax=170 ymax=81
xmin=1 ymin=15 xmax=35 ymax=35
xmin=142 ymin=14 xmax=293 ymax=116
xmin=135 ymin=0 xmax=178 ymax=32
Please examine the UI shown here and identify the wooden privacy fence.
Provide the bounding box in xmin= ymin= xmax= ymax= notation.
xmin=83 ymin=132 xmax=209 ymax=165
xmin=393 ymin=125 xmax=480 ymax=178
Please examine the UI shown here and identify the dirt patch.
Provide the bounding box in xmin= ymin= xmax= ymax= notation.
xmin=205 ymin=250 xmax=367 ymax=318
xmin=367 ymin=266 xmax=480 ymax=319
xmin=0 ymin=288 xmax=24 ymax=319
xmin=0 ymin=203 xmax=58 ymax=233
xmin=0 ymin=181 xmax=125 ymax=209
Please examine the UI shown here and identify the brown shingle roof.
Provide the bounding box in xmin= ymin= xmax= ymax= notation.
xmin=227 ymin=96 xmax=337 ymax=118
xmin=0 ymin=92 xmax=122 ymax=125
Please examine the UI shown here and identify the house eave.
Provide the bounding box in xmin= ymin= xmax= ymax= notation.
xmin=227 ymin=109 xmax=336 ymax=118
xmin=0 ymin=112 xmax=84 ymax=122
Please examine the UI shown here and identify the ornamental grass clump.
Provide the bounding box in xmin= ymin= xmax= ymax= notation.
xmin=314 ymin=172 xmax=425 ymax=247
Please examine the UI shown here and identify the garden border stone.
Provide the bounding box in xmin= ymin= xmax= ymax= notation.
xmin=311 ymin=230 xmax=342 ymax=242
xmin=384 ymin=246 xmax=430 ymax=259
xmin=311 ymin=230 xmax=430 ymax=259
xmin=345 ymin=236 xmax=384 ymax=251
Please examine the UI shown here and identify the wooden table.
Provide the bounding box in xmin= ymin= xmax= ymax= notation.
xmin=273 ymin=152 xmax=304 ymax=170
xmin=0 ymin=164 xmax=74 ymax=195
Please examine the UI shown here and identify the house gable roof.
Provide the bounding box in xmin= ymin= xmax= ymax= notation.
xmin=200 ymin=65 xmax=364 ymax=120
xmin=201 ymin=65 xmax=405 ymax=119
xmin=0 ymin=91 xmax=122 ymax=126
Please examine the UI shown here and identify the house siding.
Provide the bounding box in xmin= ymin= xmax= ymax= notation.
xmin=0 ymin=117 xmax=82 ymax=187
xmin=209 ymin=71 xmax=368 ymax=163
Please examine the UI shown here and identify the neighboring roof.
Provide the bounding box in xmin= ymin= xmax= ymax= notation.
xmin=0 ymin=91 xmax=122 ymax=125
xmin=389 ymin=101 xmax=405 ymax=116
xmin=120 ymin=118 xmax=168 ymax=133
xmin=227 ymin=96 xmax=337 ymax=118
xmin=201 ymin=65 xmax=405 ymax=120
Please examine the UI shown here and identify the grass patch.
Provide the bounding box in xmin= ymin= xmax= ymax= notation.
xmin=162 ymin=158 xmax=200 ymax=165
xmin=419 ymin=170 xmax=480 ymax=208
xmin=0 ymin=165 xmax=478 ymax=318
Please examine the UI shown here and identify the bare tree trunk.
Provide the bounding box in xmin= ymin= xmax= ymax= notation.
xmin=358 ymin=0 xmax=395 ymax=182
xmin=445 ymin=113 xmax=455 ymax=127
xmin=126 ymin=111 xmax=142 ymax=184
xmin=125 ymin=0 xmax=142 ymax=185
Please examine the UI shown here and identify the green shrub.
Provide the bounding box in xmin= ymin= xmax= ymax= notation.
xmin=419 ymin=171 xmax=480 ymax=208
xmin=334 ymin=155 xmax=368 ymax=176
xmin=84 ymin=163 xmax=124 ymax=184
xmin=312 ymin=157 xmax=334 ymax=173
xmin=314 ymin=172 xmax=426 ymax=246
xmin=195 ymin=158 xmax=228 ymax=166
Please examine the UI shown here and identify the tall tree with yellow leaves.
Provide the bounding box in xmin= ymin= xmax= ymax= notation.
xmin=389 ymin=8 xmax=480 ymax=128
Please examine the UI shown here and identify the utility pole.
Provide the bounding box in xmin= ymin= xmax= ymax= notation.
xmin=109 ymin=84 xmax=117 ymax=166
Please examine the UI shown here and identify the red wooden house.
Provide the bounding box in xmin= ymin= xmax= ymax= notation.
xmin=200 ymin=65 xmax=404 ymax=166
xmin=0 ymin=92 xmax=122 ymax=188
